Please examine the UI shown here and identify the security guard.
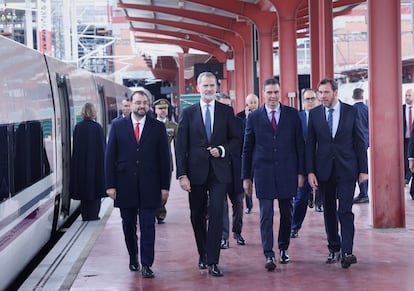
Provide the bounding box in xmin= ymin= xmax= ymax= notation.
xmin=154 ymin=98 xmax=178 ymax=223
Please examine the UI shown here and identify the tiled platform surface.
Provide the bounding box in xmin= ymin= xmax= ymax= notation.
xmin=70 ymin=179 xmax=414 ymax=291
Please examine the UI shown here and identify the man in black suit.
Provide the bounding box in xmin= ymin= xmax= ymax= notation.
xmin=306 ymin=78 xmax=368 ymax=269
xmin=403 ymin=88 xmax=414 ymax=196
xmin=215 ymin=93 xmax=245 ymax=249
xmin=352 ymin=88 xmax=370 ymax=203
xmin=105 ymin=89 xmax=170 ymax=278
xmin=175 ymin=72 xmax=241 ymax=277
xmin=236 ymin=93 xmax=259 ymax=214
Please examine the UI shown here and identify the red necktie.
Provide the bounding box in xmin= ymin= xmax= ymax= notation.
xmin=135 ymin=123 xmax=140 ymax=143
xmin=409 ymin=106 xmax=413 ymax=136
xmin=271 ymin=110 xmax=277 ymax=130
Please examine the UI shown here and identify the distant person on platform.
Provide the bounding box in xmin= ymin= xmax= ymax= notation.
xmin=242 ymin=78 xmax=305 ymax=271
xmin=105 ymin=89 xmax=170 ymax=278
xmin=112 ymin=98 xmax=131 ymax=122
xmin=403 ymin=88 xmax=414 ymax=197
xmin=154 ymin=98 xmax=178 ymax=224
xmin=236 ymin=93 xmax=259 ymax=214
xmin=352 ymin=88 xmax=370 ymax=204
xmin=215 ymin=93 xmax=246 ymax=250
xmin=306 ymin=78 xmax=368 ymax=269
xmin=70 ymin=102 xmax=106 ymax=221
xmin=290 ymin=89 xmax=320 ymax=239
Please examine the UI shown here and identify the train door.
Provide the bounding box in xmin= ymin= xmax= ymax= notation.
xmin=55 ymin=73 xmax=72 ymax=216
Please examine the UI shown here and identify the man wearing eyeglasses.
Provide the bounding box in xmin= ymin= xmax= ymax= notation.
xmin=290 ymin=89 xmax=321 ymax=239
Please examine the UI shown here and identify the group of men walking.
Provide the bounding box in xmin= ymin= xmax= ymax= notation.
xmin=98 ymin=72 xmax=369 ymax=280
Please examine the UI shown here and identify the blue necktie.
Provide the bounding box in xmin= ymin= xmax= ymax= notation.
xmin=327 ymin=108 xmax=334 ymax=136
xmin=205 ymin=104 xmax=212 ymax=143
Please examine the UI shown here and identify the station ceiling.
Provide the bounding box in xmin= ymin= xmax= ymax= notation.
xmin=116 ymin=0 xmax=366 ymax=57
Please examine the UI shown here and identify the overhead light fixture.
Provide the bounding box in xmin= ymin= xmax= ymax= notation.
xmin=239 ymin=0 xmax=259 ymax=3
xmin=219 ymin=43 xmax=229 ymax=53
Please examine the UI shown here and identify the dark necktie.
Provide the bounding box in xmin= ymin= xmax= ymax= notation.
xmin=409 ymin=106 xmax=413 ymax=136
xmin=271 ymin=110 xmax=277 ymax=130
xmin=327 ymin=108 xmax=334 ymax=136
xmin=205 ymin=104 xmax=212 ymax=143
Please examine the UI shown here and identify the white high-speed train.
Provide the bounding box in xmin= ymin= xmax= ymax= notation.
xmin=0 ymin=36 xmax=131 ymax=290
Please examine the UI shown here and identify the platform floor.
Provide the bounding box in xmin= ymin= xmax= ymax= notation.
xmin=70 ymin=179 xmax=414 ymax=291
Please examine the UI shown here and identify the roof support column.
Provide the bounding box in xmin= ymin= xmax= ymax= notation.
xmin=368 ymin=0 xmax=405 ymax=228
xmin=278 ymin=13 xmax=299 ymax=107
xmin=317 ymin=0 xmax=334 ymax=78
xmin=309 ymin=0 xmax=321 ymax=89
xmin=177 ymin=52 xmax=185 ymax=96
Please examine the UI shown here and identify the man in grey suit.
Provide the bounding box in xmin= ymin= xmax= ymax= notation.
xmin=242 ymin=78 xmax=305 ymax=271
xmin=175 ymin=72 xmax=241 ymax=277
xmin=306 ymin=78 xmax=368 ymax=269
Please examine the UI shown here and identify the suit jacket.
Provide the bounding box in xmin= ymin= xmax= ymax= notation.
xmin=175 ymin=101 xmax=241 ymax=185
xmin=241 ymin=104 xmax=305 ymax=199
xmin=353 ymin=101 xmax=369 ymax=148
xmin=70 ymin=119 xmax=106 ymax=200
xmin=306 ymin=103 xmax=368 ymax=182
xmin=403 ymin=104 xmax=414 ymax=139
xmin=105 ymin=114 xmax=170 ymax=209
xmin=299 ymin=110 xmax=308 ymax=141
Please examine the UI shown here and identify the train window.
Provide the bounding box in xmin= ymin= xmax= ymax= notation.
xmin=0 ymin=119 xmax=52 ymax=202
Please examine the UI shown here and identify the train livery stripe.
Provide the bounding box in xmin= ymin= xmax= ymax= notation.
xmin=0 ymin=187 xmax=55 ymax=252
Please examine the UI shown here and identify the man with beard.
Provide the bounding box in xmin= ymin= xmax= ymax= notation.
xmin=105 ymin=89 xmax=170 ymax=278
xmin=175 ymin=72 xmax=241 ymax=277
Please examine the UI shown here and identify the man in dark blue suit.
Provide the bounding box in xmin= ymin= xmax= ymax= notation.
xmin=290 ymin=89 xmax=320 ymax=239
xmin=105 ymin=89 xmax=170 ymax=278
xmin=352 ymin=88 xmax=370 ymax=203
xmin=242 ymin=78 xmax=305 ymax=271
xmin=306 ymin=78 xmax=368 ymax=269
xmin=175 ymin=72 xmax=241 ymax=277
xmin=403 ymin=88 xmax=414 ymax=197
xmin=112 ymin=98 xmax=131 ymax=122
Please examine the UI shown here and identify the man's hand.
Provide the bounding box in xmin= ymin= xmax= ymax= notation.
xmin=243 ymin=179 xmax=253 ymax=197
xmin=106 ymin=188 xmax=116 ymax=200
xmin=207 ymin=146 xmax=221 ymax=158
xmin=358 ymin=173 xmax=369 ymax=184
xmin=298 ymin=174 xmax=304 ymax=188
xmin=161 ymin=189 xmax=169 ymax=202
xmin=410 ymin=160 xmax=414 ymax=173
xmin=307 ymin=173 xmax=318 ymax=191
xmin=179 ymin=176 xmax=191 ymax=192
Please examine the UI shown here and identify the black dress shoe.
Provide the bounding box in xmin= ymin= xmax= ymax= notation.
xmin=326 ymin=251 xmax=341 ymax=263
xmin=410 ymin=193 xmax=414 ymax=200
xmin=142 ymin=265 xmax=155 ymax=278
xmin=279 ymin=250 xmax=289 ymax=264
xmin=353 ymin=196 xmax=369 ymax=203
xmin=290 ymin=229 xmax=298 ymax=238
xmin=341 ymin=254 xmax=357 ymax=268
xmin=315 ymin=205 xmax=323 ymax=212
xmin=234 ymin=234 xmax=245 ymax=245
xmin=208 ymin=264 xmax=223 ymax=277
xmin=157 ymin=219 xmax=165 ymax=224
xmin=245 ymin=208 xmax=252 ymax=214
xmin=198 ymin=256 xmax=208 ymax=269
xmin=129 ymin=262 xmax=140 ymax=271
xmin=220 ymin=239 xmax=229 ymax=249
xmin=265 ymin=257 xmax=276 ymax=271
